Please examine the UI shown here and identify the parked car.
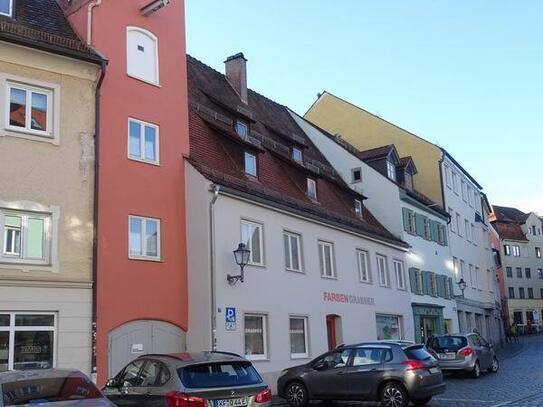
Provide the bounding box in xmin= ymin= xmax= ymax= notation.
xmin=277 ymin=341 xmax=445 ymax=407
xmin=426 ymin=333 xmax=499 ymax=378
xmin=102 ymin=351 xmax=272 ymax=407
xmin=0 ymin=369 xmax=114 ymax=406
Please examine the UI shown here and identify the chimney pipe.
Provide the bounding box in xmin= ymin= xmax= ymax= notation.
xmin=225 ymin=53 xmax=248 ymax=104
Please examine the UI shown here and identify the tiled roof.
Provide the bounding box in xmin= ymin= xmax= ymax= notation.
xmin=491 ymin=205 xmax=529 ymax=241
xmin=0 ymin=0 xmax=101 ymax=63
xmin=492 ymin=222 xmax=528 ymax=242
xmin=492 ymin=205 xmax=530 ymax=223
xmin=357 ymin=144 xmax=395 ymax=162
xmin=187 ymin=55 xmax=407 ymax=247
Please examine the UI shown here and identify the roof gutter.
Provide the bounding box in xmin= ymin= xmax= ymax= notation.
xmin=87 ymin=0 xmax=103 ymax=46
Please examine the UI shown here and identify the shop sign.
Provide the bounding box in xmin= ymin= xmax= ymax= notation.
xmin=323 ymin=291 xmax=375 ymax=306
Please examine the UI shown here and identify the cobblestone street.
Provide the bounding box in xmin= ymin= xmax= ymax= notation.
xmin=273 ymin=335 xmax=541 ymax=407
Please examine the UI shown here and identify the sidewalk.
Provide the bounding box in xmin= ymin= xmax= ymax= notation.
xmin=497 ymin=339 xmax=525 ymax=360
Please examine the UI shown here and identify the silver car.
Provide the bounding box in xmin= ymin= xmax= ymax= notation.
xmin=0 ymin=369 xmax=114 ymax=406
xmin=427 ymin=333 xmax=499 ymax=378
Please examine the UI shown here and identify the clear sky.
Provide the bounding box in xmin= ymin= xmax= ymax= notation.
xmin=186 ymin=1 xmax=543 ymax=214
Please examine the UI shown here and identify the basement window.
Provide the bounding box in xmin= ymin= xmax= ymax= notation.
xmin=0 ymin=0 xmax=12 ymax=17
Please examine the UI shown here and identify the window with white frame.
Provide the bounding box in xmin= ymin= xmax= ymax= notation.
xmin=0 ymin=210 xmax=51 ymax=265
xmin=128 ymin=118 xmax=159 ymax=164
xmin=241 ymin=220 xmax=263 ymax=265
xmin=307 ymin=178 xmax=317 ymax=200
xmin=376 ymin=254 xmax=389 ymax=287
xmin=456 ymin=213 xmax=462 ymax=236
xmin=283 ymin=231 xmax=302 ymax=272
xmin=461 ymin=180 xmax=467 ymax=201
xmin=504 ymin=244 xmax=511 ymax=256
xmin=235 ymin=121 xmax=248 ymax=137
xmin=244 ymin=152 xmax=257 ymax=177
xmin=430 ymin=273 xmax=437 ymax=296
xmin=452 ymin=172 xmax=459 ymax=194
xmin=465 ymin=219 xmax=471 ymax=242
xmin=386 ymin=160 xmax=396 ymax=181
xmin=0 ymin=0 xmax=12 ymax=16
xmin=126 ymin=27 xmax=159 ymax=85
xmin=292 ymin=147 xmax=303 ymax=163
xmin=289 ymin=316 xmax=308 ymax=358
xmin=351 ymin=167 xmax=362 ymax=183
xmin=129 ymin=216 xmax=160 ymax=260
xmin=467 ymin=185 xmax=473 ymax=206
xmin=0 ymin=313 xmax=56 ymax=371
xmin=471 ymin=224 xmax=476 ymax=245
xmin=6 ymin=82 xmax=53 ymax=137
xmin=394 ymin=260 xmax=405 ymax=290
xmin=460 ymin=260 xmax=465 ymax=279
xmin=244 ymin=314 xmax=267 ymax=360
xmin=354 ymin=199 xmax=363 ymax=217
xmin=357 ymin=249 xmax=371 ymax=283
xmin=445 ymin=165 xmax=451 ymax=188
xmin=449 ymin=208 xmax=456 ymax=232
xmin=423 ymin=218 xmax=431 ymax=240
xmin=416 ymin=269 xmax=423 ymax=294
xmin=318 ymin=240 xmax=335 ymax=278
xmin=512 ymin=245 xmax=521 ymax=257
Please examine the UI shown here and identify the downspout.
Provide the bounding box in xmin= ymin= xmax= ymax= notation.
xmin=209 ymin=185 xmax=221 ymax=351
xmin=91 ymin=59 xmax=107 ymax=381
xmin=87 ymin=0 xmax=102 ymax=46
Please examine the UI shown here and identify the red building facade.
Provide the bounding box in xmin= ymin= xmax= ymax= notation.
xmin=59 ymin=0 xmax=189 ymax=383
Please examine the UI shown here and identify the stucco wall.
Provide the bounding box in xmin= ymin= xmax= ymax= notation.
xmin=304 ymin=92 xmax=444 ymax=206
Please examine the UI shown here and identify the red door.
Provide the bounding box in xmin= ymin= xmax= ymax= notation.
xmin=326 ymin=315 xmax=337 ymax=350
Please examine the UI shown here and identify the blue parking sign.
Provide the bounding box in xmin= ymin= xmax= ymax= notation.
xmin=225 ymin=307 xmax=236 ymax=331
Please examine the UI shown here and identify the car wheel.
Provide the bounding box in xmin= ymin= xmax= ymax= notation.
xmin=380 ymin=382 xmax=408 ymax=407
xmin=487 ymin=356 xmax=499 ymax=373
xmin=412 ymin=397 xmax=432 ymax=406
xmin=471 ymin=361 xmax=481 ymax=378
xmin=285 ymin=381 xmax=309 ymax=407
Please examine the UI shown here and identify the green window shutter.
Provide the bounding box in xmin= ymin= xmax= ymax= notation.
xmin=409 ymin=267 xmax=418 ymax=293
xmin=415 ymin=214 xmax=425 ymax=237
xmin=430 ymin=221 xmax=439 ymax=242
xmin=402 ymin=208 xmax=411 ymax=233
xmin=422 ymin=271 xmax=431 ymax=295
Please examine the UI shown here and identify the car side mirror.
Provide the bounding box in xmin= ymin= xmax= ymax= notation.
xmin=106 ymin=378 xmax=119 ymax=388
xmin=313 ymin=361 xmax=326 ymax=371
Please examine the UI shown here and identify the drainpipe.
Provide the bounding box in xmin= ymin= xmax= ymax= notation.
xmin=87 ymin=0 xmax=102 ymax=46
xmin=209 ymin=185 xmax=221 ymax=351
xmin=91 ymin=58 xmax=107 ymax=382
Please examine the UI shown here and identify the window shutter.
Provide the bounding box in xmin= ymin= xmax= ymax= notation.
xmin=430 ymin=220 xmax=439 ymax=242
xmin=402 ymin=208 xmax=411 ymax=233
xmin=422 ymin=271 xmax=431 ymax=295
xmin=409 ymin=267 xmax=418 ymax=293
xmin=415 ymin=214 xmax=425 ymax=237
xmin=441 ymin=225 xmax=448 ymax=246
xmin=437 ymin=275 xmax=445 ymax=298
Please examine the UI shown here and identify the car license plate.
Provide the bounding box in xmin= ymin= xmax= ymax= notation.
xmin=216 ymin=397 xmax=248 ymax=407
xmin=429 ymin=367 xmax=440 ymax=374
xmin=439 ymin=353 xmax=456 ymax=360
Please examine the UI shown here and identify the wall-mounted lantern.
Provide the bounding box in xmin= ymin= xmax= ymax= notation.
xmin=227 ymin=243 xmax=250 ymax=285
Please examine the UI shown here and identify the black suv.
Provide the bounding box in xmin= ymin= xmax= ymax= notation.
xmin=277 ymin=342 xmax=445 ymax=407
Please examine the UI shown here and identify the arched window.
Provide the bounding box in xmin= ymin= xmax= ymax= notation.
xmin=126 ymin=27 xmax=159 ymax=85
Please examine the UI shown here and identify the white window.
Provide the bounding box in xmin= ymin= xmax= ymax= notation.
xmin=235 ymin=121 xmax=248 ymax=137
xmin=456 ymin=213 xmax=462 ymax=236
xmin=461 ymin=180 xmax=467 ymax=201
xmin=0 ymin=313 xmax=56 ymax=371
xmin=445 ymin=165 xmax=451 ymax=188
xmin=513 ymin=245 xmax=521 ymax=257
xmin=467 ymin=185 xmax=473 ymax=206
xmin=386 ymin=160 xmax=396 ymax=181
xmin=244 ymin=152 xmax=257 ymax=177
xmin=318 ymin=240 xmax=335 ymax=278
xmin=394 ymin=260 xmax=405 ymax=290
xmin=128 ymin=118 xmax=159 ymax=164
xmin=127 ymin=27 xmax=159 ymax=85
xmin=357 ymin=249 xmax=371 ymax=283
xmin=475 ymin=266 xmax=480 ymax=289
xmin=129 ymin=216 xmax=160 ymax=260
xmin=449 ymin=208 xmax=456 ymax=233
xmin=241 ymin=220 xmax=263 ymax=265
xmin=430 ymin=273 xmax=438 ymax=296
xmin=307 ymin=178 xmax=317 ymax=200
xmin=289 ymin=316 xmax=309 ymax=358
xmin=469 ymin=264 xmax=474 ymax=286
xmin=244 ymin=314 xmax=267 ymax=360
xmin=465 ymin=219 xmax=470 ymax=242
xmin=354 ymin=199 xmax=363 ymax=217
xmin=6 ymin=82 xmax=53 ymax=137
xmin=471 ymin=224 xmax=476 ymax=245
xmin=292 ymin=147 xmax=303 ymax=163
xmin=376 ymin=314 xmax=401 ymax=340
xmin=376 ymin=254 xmax=389 ymax=287
xmin=452 ymin=172 xmax=459 ymax=194
xmin=453 ymin=257 xmax=459 ymax=277
xmin=351 ymin=167 xmax=362 ymax=183
xmin=0 ymin=210 xmax=51 ymax=265
xmin=423 ymin=218 xmax=431 ymax=240
xmin=284 ymin=231 xmax=302 ymax=272
xmin=0 ymin=0 xmax=12 ymax=16
xmin=460 ymin=260 xmax=465 ymax=279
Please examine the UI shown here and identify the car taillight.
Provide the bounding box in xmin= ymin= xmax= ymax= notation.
xmin=458 ymin=347 xmax=474 ymax=357
xmin=166 ymin=392 xmax=207 ymax=407
xmin=255 ymin=387 xmax=272 ymax=403
xmin=401 ymin=360 xmax=425 ymax=370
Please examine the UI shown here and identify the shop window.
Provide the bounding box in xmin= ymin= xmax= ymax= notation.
xmin=0 ymin=313 xmax=55 ymax=371
xmin=289 ymin=316 xmax=308 ymax=358
xmin=241 ymin=220 xmax=264 ymax=266
xmin=244 ymin=314 xmax=267 ymax=360
xmin=376 ymin=314 xmax=401 ymax=340
xmin=127 ymin=27 xmax=159 ymax=85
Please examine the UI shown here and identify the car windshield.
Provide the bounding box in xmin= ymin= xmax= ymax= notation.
xmin=428 ymin=336 xmax=468 ymax=352
xmin=404 ymin=345 xmax=433 ymax=361
xmin=178 ymin=361 xmax=262 ymax=389
xmin=1 ymin=374 xmax=103 ymax=406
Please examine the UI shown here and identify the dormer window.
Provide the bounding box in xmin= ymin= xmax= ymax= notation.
xmin=307 ymin=178 xmax=317 ymax=200
xmin=244 ymin=152 xmax=257 ymax=177
xmin=386 ymin=160 xmax=396 ymax=181
xmin=404 ymin=172 xmax=413 ymax=190
xmin=351 ymin=167 xmax=362 ymax=183
xmin=292 ymin=147 xmax=303 ymax=163
xmin=354 ymin=199 xmax=363 ymax=217
xmin=0 ymin=0 xmax=12 ymax=17
xmin=235 ymin=121 xmax=248 ymax=137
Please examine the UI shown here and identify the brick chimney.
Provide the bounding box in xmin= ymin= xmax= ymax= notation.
xmin=225 ymin=53 xmax=248 ymax=104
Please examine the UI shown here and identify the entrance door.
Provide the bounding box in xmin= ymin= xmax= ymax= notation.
xmin=108 ymin=320 xmax=186 ymax=378
xmin=420 ymin=317 xmax=436 ymax=345
xmin=326 ymin=315 xmax=342 ymax=350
